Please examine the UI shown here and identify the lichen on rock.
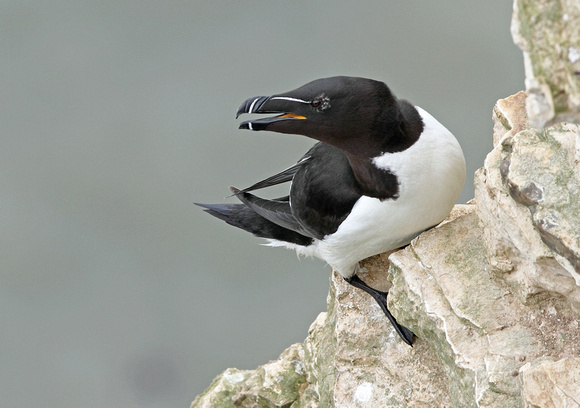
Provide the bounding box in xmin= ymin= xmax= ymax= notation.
xmin=475 ymin=92 xmax=580 ymax=312
xmin=511 ymin=0 xmax=580 ymax=128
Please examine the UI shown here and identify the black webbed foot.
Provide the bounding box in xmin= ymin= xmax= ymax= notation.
xmin=345 ymin=275 xmax=415 ymax=346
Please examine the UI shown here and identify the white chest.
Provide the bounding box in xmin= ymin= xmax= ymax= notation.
xmin=313 ymin=107 xmax=466 ymax=276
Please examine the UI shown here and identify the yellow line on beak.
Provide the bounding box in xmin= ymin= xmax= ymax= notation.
xmin=279 ymin=113 xmax=306 ymax=119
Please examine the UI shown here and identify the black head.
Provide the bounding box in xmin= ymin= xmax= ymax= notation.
xmin=236 ymin=76 xmax=420 ymax=158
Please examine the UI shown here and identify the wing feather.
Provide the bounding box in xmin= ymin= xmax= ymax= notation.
xmin=229 ymin=187 xmax=317 ymax=239
xmin=237 ymin=157 xmax=310 ymax=194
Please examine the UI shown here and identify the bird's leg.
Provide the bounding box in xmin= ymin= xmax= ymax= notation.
xmin=344 ymin=275 xmax=415 ymax=346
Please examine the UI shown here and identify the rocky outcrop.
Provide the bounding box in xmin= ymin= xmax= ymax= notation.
xmin=511 ymin=0 xmax=580 ymax=128
xmin=192 ymin=175 xmax=579 ymax=407
xmin=475 ymin=92 xmax=580 ymax=311
xmin=192 ymin=1 xmax=580 ymax=406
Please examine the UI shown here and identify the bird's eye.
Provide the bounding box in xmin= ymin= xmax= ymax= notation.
xmin=311 ymin=99 xmax=322 ymax=108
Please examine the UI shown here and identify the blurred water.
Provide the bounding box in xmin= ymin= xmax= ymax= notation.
xmin=1 ymin=1 xmax=523 ymax=407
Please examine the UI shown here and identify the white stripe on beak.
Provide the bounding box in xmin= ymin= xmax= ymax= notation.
xmin=270 ymin=96 xmax=309 ymax=104
xmin=248 ymin=97 xmax=261 ymax=114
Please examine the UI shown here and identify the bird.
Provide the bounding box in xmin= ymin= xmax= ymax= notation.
xmin=196 ymin=76 xmax=466 ymax=345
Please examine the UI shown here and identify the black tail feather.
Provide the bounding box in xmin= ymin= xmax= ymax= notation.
xmin=195 ymin=202 xmax=314 ymax=246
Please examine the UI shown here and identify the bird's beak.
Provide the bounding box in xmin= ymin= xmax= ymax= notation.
xmin=236 ymin=95 xmax=307 ymax=131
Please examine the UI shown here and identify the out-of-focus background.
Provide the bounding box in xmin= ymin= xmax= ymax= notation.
xmin=2 ymin=1 xmax=523 ymax=407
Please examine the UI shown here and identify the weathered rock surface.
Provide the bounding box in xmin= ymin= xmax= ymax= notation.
xmin=193 ymin=182 xmax=579 ymax=407
xmin=192 ymin=1 xmax=580 ymax=406
xmin=521 ymin=357 xmax=580 ymax=408
xmin=475 ymin=92 xmax=580 ymax=313
xmin=511 ymin=0 xmax=580 ymax=128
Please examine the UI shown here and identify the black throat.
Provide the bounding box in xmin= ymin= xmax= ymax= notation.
xmin=375 ymin=99 xmax=424 ymax=154
xmin=346 ymin=154 xmax=399 ymax=200
xmin=343 ymin=100 xmax=424 ymax=200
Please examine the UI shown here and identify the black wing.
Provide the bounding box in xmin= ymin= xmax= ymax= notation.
xmin=198 ymin=143 xmax=361 ymax=244
xmin=196 ymin=153 xmax=316 ymax=245
xmin=229 ymin=187 xmax=317 ymax=239
xmin=196 ymin=202 xmax=314 ymax=246
xmin=290 ymin=143 xmax=361 ymax=238
xmin=237 ymin=157 xmax=310 ymax=194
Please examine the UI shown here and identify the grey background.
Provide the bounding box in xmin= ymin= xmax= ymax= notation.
xmin=2 ymin=1 xmax=523 ymax=407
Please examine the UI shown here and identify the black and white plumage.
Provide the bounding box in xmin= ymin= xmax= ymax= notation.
xmin=197 ymin=76 xmax=466 ymax=345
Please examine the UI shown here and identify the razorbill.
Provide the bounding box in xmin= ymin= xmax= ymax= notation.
xmin=197 ymin=76 xmax=466 ymax=345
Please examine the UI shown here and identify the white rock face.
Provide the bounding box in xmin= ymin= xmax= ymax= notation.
xmin=511 ymin=0 xmax=580 ymax=128
xmin=192 ymin=196 xmax=579 ymax=407
xmin=520 ymin=357 xmax=580 ymax=408
xmin=476 ymin=91 xmax=580 ymax=310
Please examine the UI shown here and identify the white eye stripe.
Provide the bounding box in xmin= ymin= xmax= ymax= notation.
xmin=270 ymin=96 xmax=310 ymax=104
xmin=248 ymin=97 xmax=261 ymax=113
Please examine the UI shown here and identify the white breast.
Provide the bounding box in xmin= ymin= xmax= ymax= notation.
xmin=311 ymin=106 xmax=466 ymax=277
